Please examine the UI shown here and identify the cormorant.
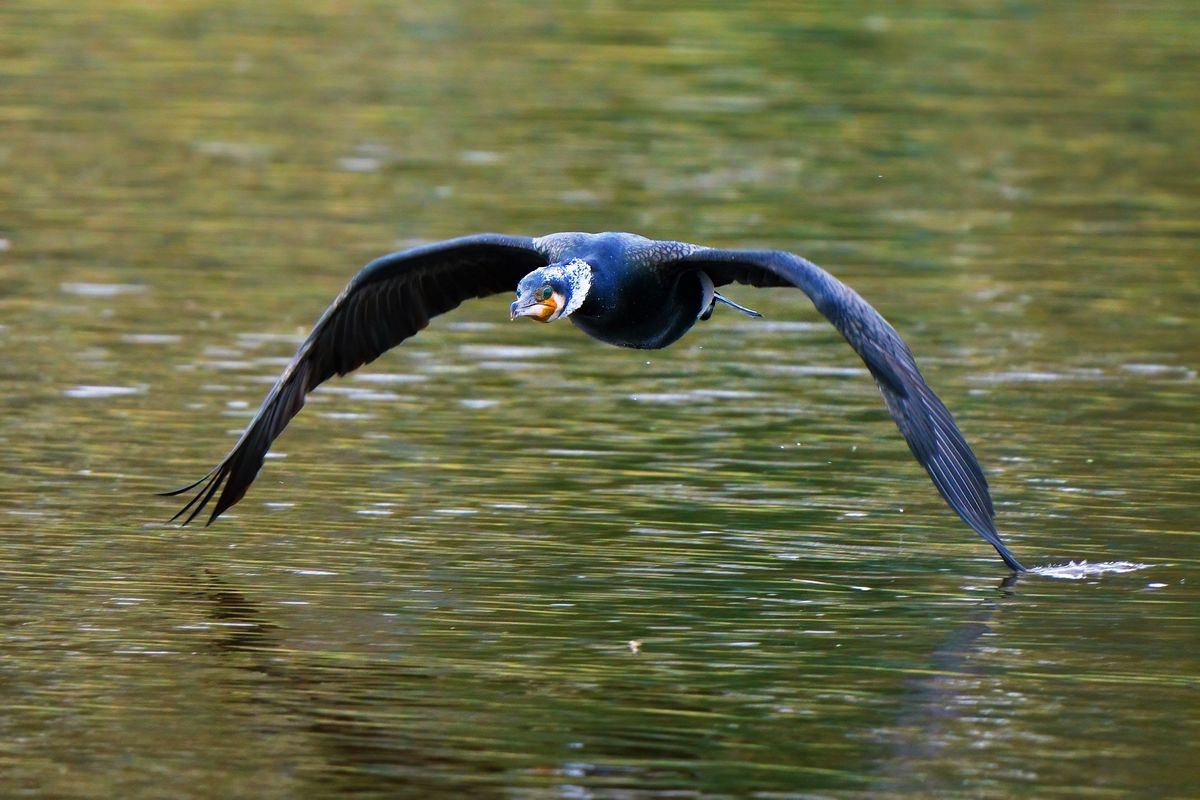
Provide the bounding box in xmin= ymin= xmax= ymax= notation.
xmin=165 ymin=232 xmax=1025 ymax=571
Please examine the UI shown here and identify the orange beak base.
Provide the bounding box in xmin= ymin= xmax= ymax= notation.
xmin=510 ymin=295 xmax=558 ymax=323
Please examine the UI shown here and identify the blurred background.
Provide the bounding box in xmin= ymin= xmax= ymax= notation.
xmin=2 ymin=2 xmax=1198 ymax=797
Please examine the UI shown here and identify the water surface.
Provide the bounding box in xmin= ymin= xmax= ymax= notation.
xmin=2 ymin=2 xmax=1198 ymax=797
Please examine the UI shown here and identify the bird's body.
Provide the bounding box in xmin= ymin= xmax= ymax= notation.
xmin=553 ymin=232 xmax=709 ymax=348
xmin=166 ymin=231 xmax=1025 ymax=572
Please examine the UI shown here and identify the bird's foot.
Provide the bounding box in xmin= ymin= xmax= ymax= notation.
xmin=713 ymin=292 xmax=763 ymax=318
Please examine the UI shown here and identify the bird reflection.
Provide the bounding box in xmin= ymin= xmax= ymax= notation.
xmin=867 ymin=574 xmax=1025 ymax=791
xmin=189 ymin=569 xmax=508 ymax=798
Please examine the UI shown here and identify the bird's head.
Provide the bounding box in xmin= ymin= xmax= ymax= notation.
xmin=510 ymin=258 xmax=592 ymax=323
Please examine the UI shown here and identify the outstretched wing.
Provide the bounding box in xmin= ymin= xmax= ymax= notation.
xmin=659 ymin=247 xmax=1024 ymax=571
xmin=164 ymin=233 xmax=548 ymax=525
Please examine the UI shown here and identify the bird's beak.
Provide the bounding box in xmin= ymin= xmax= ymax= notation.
xmin=510 ymin=296 xmax=558 ymax=323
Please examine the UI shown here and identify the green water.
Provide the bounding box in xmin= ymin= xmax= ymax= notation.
xmin=2 ymin=2 xmax=1198 ymax=797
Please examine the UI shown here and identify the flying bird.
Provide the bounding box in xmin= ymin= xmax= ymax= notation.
xmin=165 ymin=232 xmax=1025 ymax=571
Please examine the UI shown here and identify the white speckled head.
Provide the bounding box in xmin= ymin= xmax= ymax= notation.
xmin=511 ymin=258 xmax=592 ymax=322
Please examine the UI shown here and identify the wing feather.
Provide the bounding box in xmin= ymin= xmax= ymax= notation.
xmin=662 ymin=247 xmax=1024 ymax=571
xmin=164 ymin=234 xmax=547 ymax=525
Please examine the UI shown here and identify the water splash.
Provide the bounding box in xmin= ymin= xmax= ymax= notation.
xmin=1030 ymin=560 xmax=1152 ymax=579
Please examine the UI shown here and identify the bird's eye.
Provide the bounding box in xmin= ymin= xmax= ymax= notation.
xmin=539 ymin=286 xmax=553 ymax=301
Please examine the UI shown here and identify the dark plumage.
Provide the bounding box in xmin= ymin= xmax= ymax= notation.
xmin=165 ymin=231 xmax=1025 ymax=572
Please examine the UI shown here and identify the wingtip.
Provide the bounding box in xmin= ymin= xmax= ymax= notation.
xmin=205 ymin=498 xmax=227 ymax=527
xmin=161 ymin=465 xmax=228 ymax=528
xmin=996 ymin=544 xmax=1027 ymax=573
xmin=159 ymin=466 xmax=219 ymax=499
xmin=961 ymin=514 xmax=1026 ymax=572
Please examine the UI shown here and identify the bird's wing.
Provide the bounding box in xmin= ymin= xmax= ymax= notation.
xmin=164 ymin=234 xmax=548 ymax=526
xmin=657 ymin=247 xmax=1023 ymax=571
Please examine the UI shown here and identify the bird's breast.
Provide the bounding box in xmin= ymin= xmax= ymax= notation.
xmin=570 ymin=269 xmax=705 ymax=350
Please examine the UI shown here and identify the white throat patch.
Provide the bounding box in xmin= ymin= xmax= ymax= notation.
xmin=544 ymin=258 xmax=592 ymax=318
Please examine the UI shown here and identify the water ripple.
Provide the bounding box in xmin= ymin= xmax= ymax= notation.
xmin=60 ymin=282 xmax=145 ymax=297
xmin=63 ymin=384 xmax=145 ymax=399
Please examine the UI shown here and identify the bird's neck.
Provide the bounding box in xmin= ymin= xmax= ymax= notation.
xmin=555 ymin=258 xmax=593 ymax=318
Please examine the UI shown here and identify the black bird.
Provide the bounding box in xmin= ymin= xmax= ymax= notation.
xmin=165 ymin=232 xmax=1025 ymax=571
